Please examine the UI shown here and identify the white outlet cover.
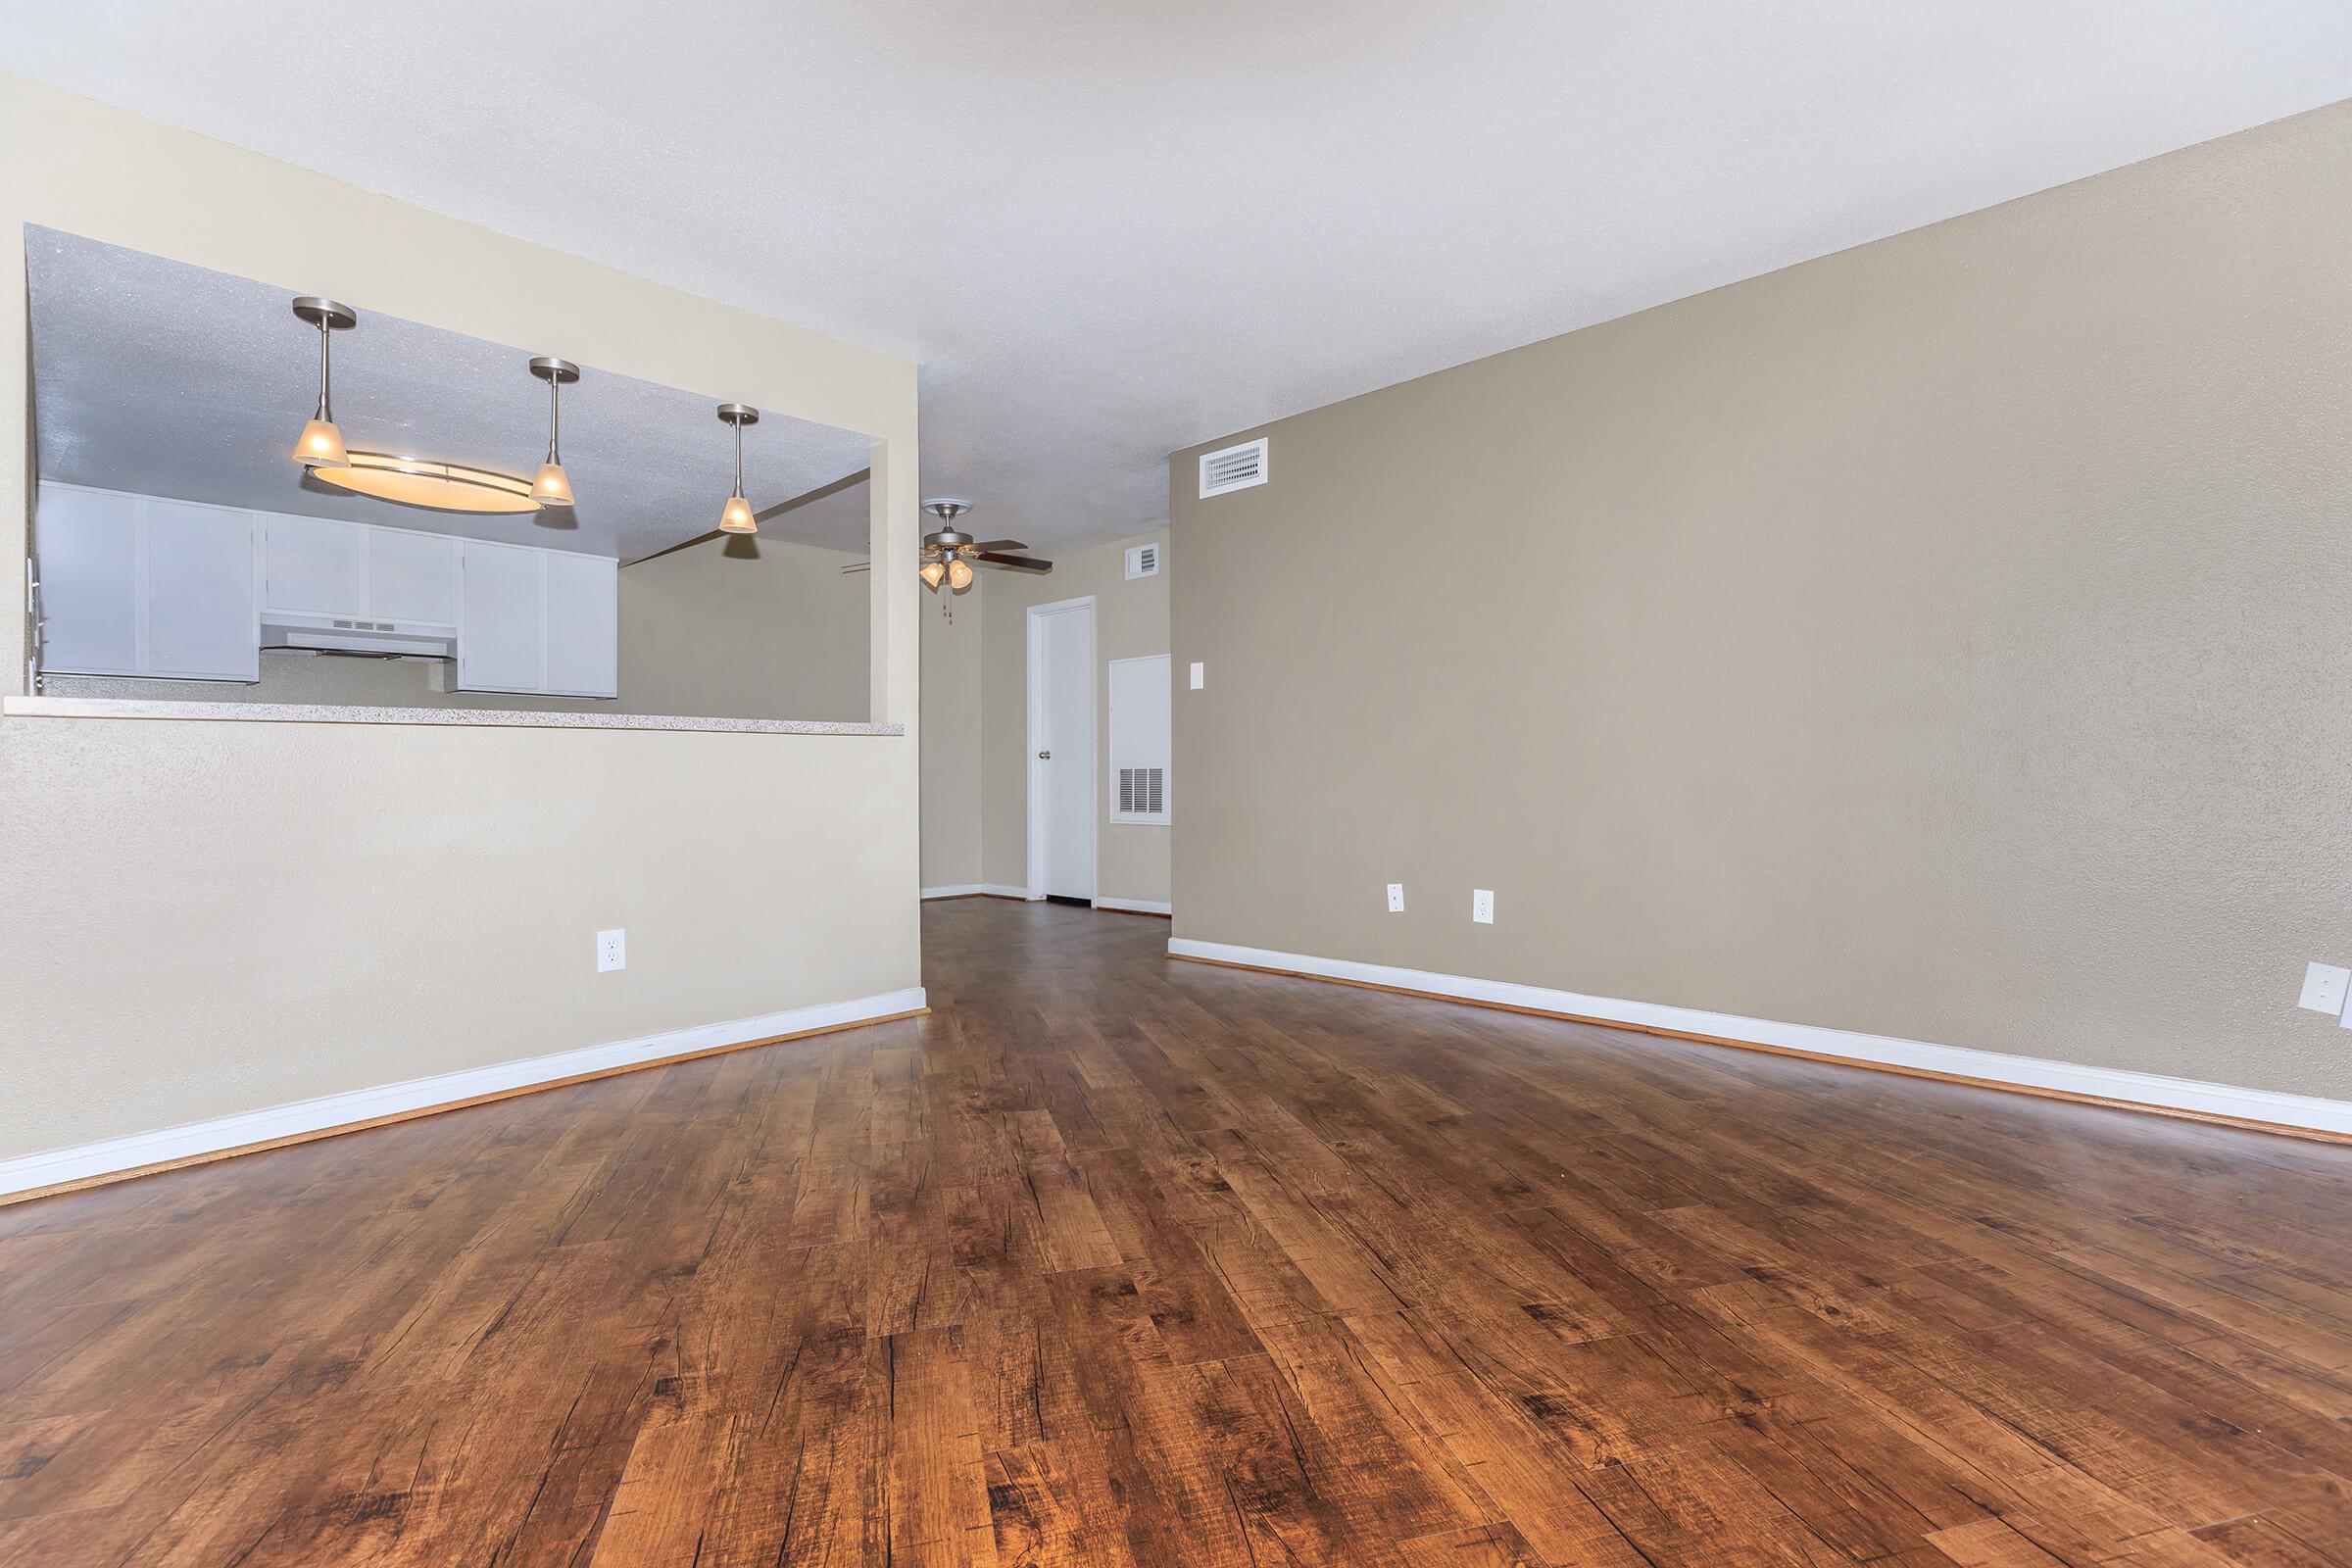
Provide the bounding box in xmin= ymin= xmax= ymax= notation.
xmin=1189 ymin=661 xmax=1205 ymax=690
xmin=1472 ymin=889 xmax=1494 ymax=924
xmin=1387 ymin=882 xmax=1404 ymax=912
xmin=597 ymin=928 xmax=626 ymax=972
xmin=2305 ymin=960 xmax=2352 ymax=1015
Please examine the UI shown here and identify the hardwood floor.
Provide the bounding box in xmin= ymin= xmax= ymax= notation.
xmin=6 ymin=900 xmax=2352 ymax=1566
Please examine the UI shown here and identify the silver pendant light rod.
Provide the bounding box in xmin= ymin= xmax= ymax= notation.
xmin=528 ymin=357 xmax=578 ymax=463
xmin=291 ymin=296 xmax=356 ymax=419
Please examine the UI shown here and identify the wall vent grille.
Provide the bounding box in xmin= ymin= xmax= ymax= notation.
xmin=1107 ymin=654 xmax=1172 ymax=826
xmin=1118 ymin=766 xmax=1165 ymax=816
xmin=1125 ymin=543 xmax=1161 ymax=579
xmin=1198 ymin=438 xmax=1268 ymax=498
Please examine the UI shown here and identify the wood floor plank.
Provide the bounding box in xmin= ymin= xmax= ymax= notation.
xmin=5 ymin=899 xmax=2352 ymax=1565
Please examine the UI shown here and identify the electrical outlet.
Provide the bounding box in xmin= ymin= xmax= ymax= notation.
xmin=597 ymin=928 xmax=626 ymax=972
xmin=2303 ymin=961 xmax=2352 ymax=1015
xmin=1189 ymin=661 xmax=1205 ymax=690
xmin=1472 ymin=889 xmax=1494 ymax=925
xmin=1387 ymin=882 xmax=1404 ymax=913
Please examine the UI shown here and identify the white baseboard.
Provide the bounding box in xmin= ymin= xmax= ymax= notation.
xmin=1167 ymin=938 xmax=2352 ymax=1139
xmin=920 ymin=884 xmax=985 ymax=900
xmin=983 ymin=883 xmax=1034 ymax=901
xmin=0 ymin=986 xmax=928 ymax=1200
xmin=1096 ymin=898 xmax=1173 ymax=915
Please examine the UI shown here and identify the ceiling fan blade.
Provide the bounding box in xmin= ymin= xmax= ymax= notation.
xmin=974 ymin=551 xmax=1054 ymax=572
xmin=968 ymin=539 xmax=1027 ymax=552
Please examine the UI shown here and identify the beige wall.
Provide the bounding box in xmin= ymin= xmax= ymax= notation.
xmin=615 ymin=535 xmax=870 ymax=720
xmin=45 ymin=534 xmax=873 ymax=721
xmin=0 ymin=74 xmax=922 ymax=1160
xmin=919 ymin=575 xmax=985 ymax=890
xmin=978 ymin=530 xmax=1171 ymax=906
xmin=1171 ymin=101 xmax=2352 ymax=1103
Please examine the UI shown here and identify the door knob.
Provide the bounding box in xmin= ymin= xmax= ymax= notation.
xmin=1037 ymin=750 xmax=1052 ymax=760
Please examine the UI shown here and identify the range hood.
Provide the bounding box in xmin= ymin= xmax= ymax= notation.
xmin=261 ymin=610 xmax=456 ymax=660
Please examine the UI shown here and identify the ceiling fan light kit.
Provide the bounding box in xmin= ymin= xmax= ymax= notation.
xmin=906 ymin=497 xmax=1053 ymax=619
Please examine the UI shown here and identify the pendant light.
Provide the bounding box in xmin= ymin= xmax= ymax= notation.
xmin=311 ymin=453 xmax=541 ymax=514
xmin=716 ymin=403 xmax=759 ymax=533
xmin=289 ymin=296 xmax=357 ymax=467
xmin=527 ymin=357 xmax=578 ymax=506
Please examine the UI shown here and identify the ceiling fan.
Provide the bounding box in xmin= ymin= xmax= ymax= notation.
xmin=843 ymin=501 xmax=1053 ymax=615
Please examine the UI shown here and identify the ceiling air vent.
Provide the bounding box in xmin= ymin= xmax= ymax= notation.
xmin=1198 ymin=437 xmax=1268 ymax=499
xmin=1124 ymin=542 xmax=1161 ymax=580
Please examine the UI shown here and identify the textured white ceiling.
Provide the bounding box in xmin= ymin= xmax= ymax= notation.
xmin=8 ymin=4 xmax=2351 ymax=551
xmin=26 ymin=229 xmax=873 ymax=559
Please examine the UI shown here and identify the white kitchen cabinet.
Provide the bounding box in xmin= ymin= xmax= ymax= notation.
xmin=456 ymin=540 xmax=545 ymax=693
xmin=261 ymin=514 xmax=368 ymax=619
xmin=543 ymin=551 xmax=618 ymax=698
xmin=35 ymin=482 xmax=257 ymax=682
xmin=145 ymin=499 xmax=261 ymax=679
xmin=366 ymin=527 xmax=460 ymax=625
xmin=35 ymin=484 xmax=140 ymax=675
xmin=455 ymin=540 xmax=615 ymax=699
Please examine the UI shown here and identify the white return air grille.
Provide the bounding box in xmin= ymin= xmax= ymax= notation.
xmin=1124 ymin=542 xmax=1161 ymax=580
xmin=1107 ymin=654 xmax=1171 ymax=826
xmin=1198 ymin=438 xmax=1268 ymax=498
xmin=1118 ymin=766 xmax=1165 ymax=816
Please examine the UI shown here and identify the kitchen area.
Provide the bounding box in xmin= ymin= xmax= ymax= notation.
xmin=23 ymin=225 xmax=886 ymax=726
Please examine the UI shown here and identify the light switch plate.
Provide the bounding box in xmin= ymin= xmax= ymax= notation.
xmin=1189 ymin=661 xmax=1205 ymax=690
xmin=1472 ymin=889 xmax=1494 ymax=925
xmin=2304 ymin=960 xmax=2351 ymax=1015
xmin=1387 ymin=883 xmax=1404 ymax=913
xmin=597 ymin=928 xmax=626 ymax=972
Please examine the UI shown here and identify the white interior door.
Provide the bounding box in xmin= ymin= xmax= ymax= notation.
xmin=1029 ymin=598 xmax=1096 ymax=901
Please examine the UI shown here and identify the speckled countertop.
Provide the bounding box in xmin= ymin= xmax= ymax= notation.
xmin=1 ymin=696 xmax=903 ymax=736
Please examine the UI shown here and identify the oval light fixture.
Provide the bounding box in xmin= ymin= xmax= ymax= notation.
xmin=527 ymin=357 xmax=579 ymax=507
xmin=716 ymin=403 xmax=759 ymax=533
xmin=289 ymin=296 xmax=357 ymax=467
xmin=311 ymin=451 xmax=541 ymax=514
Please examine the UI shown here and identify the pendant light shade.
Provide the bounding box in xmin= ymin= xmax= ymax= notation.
xmin=716 ymin=403 xmax=760 ymax=534
xmin=289 ymin=297 xmax=356 ymax=467
xmin=919 ymin=560 xmax=947 ymax=589
xmin=527 ymin=357 xmax=579 ymax=507
xmin=295 ymin=417 xmax=349 ymax=468
xmin=947 ymin=558 xmax=974 ymax=591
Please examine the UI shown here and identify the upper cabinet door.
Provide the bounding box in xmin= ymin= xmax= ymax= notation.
xmin=262 ymin=514 xmax=368 ymax=617
xmin=143 ymin=499 xmax=258 ymax=680
xmin=367 ymin=528 xmax=460 ymax=625
xmin=543 ymin=553 xmax=618 ymax=699
xmin=456 ymin=539 xmax=545 ymax=693
xmin=35 ymin=484 xmax=141 ymax=675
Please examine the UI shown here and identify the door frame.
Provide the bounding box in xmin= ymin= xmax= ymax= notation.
xmin=1025 ymin=594 xmax=1097 ymax=902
